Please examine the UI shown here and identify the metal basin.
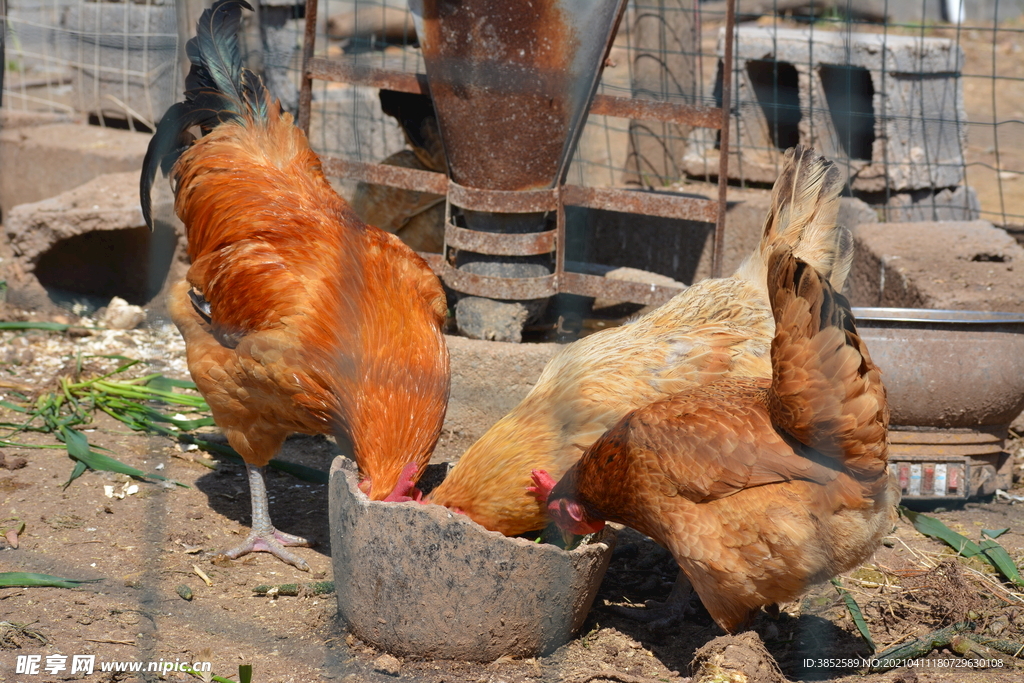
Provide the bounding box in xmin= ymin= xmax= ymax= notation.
xmin=328 ymin=457 xmax=615 ymax=660
xmin=852 ymin=308 xmax=1024 ymax=428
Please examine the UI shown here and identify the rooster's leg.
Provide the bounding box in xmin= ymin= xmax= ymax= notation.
xmin=608 ymin=569 xmax=693 ymax=627
xmin=220 ymin=463 xmax=312 ymax=571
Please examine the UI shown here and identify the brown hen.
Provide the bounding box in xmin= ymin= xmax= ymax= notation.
xmin=140 ymin=0 xmax=449 ymax=570
xmin=427 ymin=145 xmax=852 ymax=536
xmin=540 ymin=244 xmax=897 ymax=633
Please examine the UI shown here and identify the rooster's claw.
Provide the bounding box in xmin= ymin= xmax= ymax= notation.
xmin=218 ymin=528 xmax=313 ymax=572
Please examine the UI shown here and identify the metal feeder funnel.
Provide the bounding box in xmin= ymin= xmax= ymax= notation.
xmin=410 ymin=0 xmax=627 ymax=340
xmin=410 ymin=0 xmax=626 ymax=192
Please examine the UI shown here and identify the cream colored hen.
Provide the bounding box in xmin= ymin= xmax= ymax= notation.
xmin=426 ymin=146 xmax=853 ymax=536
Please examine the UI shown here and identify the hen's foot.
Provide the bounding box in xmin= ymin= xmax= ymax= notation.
xmin=608 ymin=571 xmax=693 ymax=629
xmin=217 ymin=528 xmax=312 ymax=572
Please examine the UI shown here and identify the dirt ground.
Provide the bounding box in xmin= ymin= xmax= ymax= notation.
xmin=0 ymin=322 xmax=1022 ymax=683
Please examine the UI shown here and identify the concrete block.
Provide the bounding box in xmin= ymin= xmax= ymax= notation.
xmin=63 ymin=2 xmax=179 ymax=125
xmin=3 ymin=172 xmax=185 ymax=314
xmin=848 ymin=220 xmax=1024 ymax=311
xmin=0 ymin=122 xmax=151 ymax=220
xmin=455 ymin=296 xmax=530 ymax=343
xmin=871 ymin=185 xmax=981 ymax=223
xmin=0 ymin=110 xmax=82 ymax=130
xmin=435 ymin=335 xmax=559 ymax=464
xmin=685 ymin=27 xmax=967 ymax=193
xmin=566 ymin=186 xmax=875 ymax=287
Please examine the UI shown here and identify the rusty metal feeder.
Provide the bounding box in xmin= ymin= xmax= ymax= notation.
xmin=298 ymin=0 xmax=738 ymax=332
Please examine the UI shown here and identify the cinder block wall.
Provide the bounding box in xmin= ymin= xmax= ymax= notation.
xmin=684 ymin=26 xmax=977 ymax=222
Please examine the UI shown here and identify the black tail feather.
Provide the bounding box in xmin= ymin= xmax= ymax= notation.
xmin=141 ymin=0 xmax=267 ymax=229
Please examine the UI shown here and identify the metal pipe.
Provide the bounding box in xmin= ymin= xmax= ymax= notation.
xmin=297 ymin=0 xmax=319 ymax=135
xmin=712 ymin=0 xmax=735 ymax=279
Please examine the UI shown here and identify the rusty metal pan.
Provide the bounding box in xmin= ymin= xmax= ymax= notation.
xmin=852 ymin=307 xmax=1024 ymax=325
xmin=888 ymin=429 xmax=1004 ymax=445
xmin=440 ymin=263 xmax=558 ymax=299
xmin=445 ymin=223 xmax=555 ymax=256
xmin=562 ymin=185 xmax=718 ymax=222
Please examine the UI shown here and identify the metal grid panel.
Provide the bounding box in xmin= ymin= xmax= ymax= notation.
xmin=4 ymin=0 xmax=1024 ymax=227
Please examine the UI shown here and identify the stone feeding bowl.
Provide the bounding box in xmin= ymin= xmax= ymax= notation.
xmin=852 ymin=308 xmax=1024 ymax=500
xmin=328 ymin=457 xmax=616 ymax=661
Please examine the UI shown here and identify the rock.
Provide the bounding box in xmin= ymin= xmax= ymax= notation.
xmin=438 ymin=334 xmax=558 ymax=464
xmin=0 ymin=123 xmax=150 ymax=219
xmin=691 ymin=632 xmax=788 ymax=683
xmin=455 ymin=296 xmax=530 ymax=343
xmin=848 ymin=220 xmax=1024 ymax=311
xmin=372 ymin=654 xmax=402 ymax=677
xmin=102 ymin=297 xmax=147 ymax=330
xmin=594 ymin=267 xmax=685 ymax=310
xmin=0 ymin=454 xmax=28 ymax=470
xmin=2 ymin=171 xmax=185 ymax=314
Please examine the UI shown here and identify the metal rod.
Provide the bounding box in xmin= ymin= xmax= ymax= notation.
xmin=562 ymin=185 xmax=719 ymax=222
xmin=296 ymin=0 xmax=320 ymax=135
xmin=321 ymin=157 xmax=448 ymax=195
xmin=711 ymin=0 xmax=735 ymax=279
xmin=445 ymin=223 xmax=556 ymax=256
xmin=590 ymin=95 xmax=724 ymax=128
xmin=555 ymin=189 xmax=566 ymax=280
xmin=306 ymin=57 xmax=428 ymax=95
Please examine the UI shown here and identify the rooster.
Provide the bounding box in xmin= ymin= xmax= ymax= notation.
xmin=140 ymin=0 xmax=450 ymax=570
xmin=535 ymin=244 xmax=897 ymax=633
xmin=426 ymin=146 xmax=852 ymax=536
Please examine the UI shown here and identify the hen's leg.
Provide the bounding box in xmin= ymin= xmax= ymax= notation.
xmin=609 ymin=570 xmax=693 ymax=627
xmin=219 ymin=463 xmax=312 ymax=571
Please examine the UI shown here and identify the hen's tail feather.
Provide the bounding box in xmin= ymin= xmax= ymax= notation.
xmin=140 ymin=0 xmax=267 ymax=229
xmin=735 ymin=145 xmax=852 ymax=292
xmin=765 ymin=246 xmax=889 ymax=485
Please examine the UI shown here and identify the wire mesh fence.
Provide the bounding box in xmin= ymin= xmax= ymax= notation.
xmin=3 ymin=0 xmax=1024 ymax=228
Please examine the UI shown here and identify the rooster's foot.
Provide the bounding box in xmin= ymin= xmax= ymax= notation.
xmin=218 ymin=528 xmax=313 ymax=572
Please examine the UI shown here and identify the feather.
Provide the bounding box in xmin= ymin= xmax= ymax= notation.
xmin=140 ymin=0 xmax=268 ymax=230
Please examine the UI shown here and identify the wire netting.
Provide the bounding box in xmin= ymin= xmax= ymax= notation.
xmin=3 ymin=0 xmax=1023 ymax=227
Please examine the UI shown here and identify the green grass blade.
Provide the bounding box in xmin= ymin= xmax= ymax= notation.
xmin=0 ymin=321 xmax=70 ymax=331
xmin=982 ymin=528 xmax=1010 ymax=539
xmin=0 ymin=399 xmax=29 ymax=413
xmin=979 ymin=538 xmax=1024 ymax=587
xmin=63 ymin=459 xmax=88 ymax=489
xmin=0 ymin=572 xmax=101 ymax=588
xmin=59 ymin=425 xmax=186 ymax=487
xmin=146 ymin=375 xmax=199 ymax=391
xmin=92 ymin=381 xmax=209 ymax=408
xmin=239 ymin=664 xmax=253 ymax=683
xmin=0 ymin=440 xmax=66 ymax=450
xmin=832 ymin=578 xmax=875 ymax=652
xmin=901 ymin=507 xmax=982 ymax=557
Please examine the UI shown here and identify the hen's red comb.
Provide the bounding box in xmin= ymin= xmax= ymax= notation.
xmin=382 ymin=461 xmax=423 ymax=503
